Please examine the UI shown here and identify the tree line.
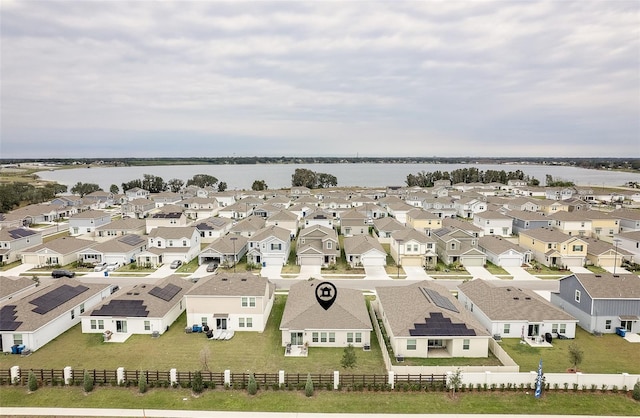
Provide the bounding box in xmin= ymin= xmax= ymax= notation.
xmin=0 ymin=182 xmax=67 ymax=213
xmin=405 ymin=168 xmax=537 ymax=187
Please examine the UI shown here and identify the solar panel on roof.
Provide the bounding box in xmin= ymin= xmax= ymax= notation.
xmin=92 ymin=299 xmax=149 ymax=317
xmin=29 ymin=284 xmax=90 ymax=315
xmin=148 ymin=283 xmax=182 ymax=302
xmin=409 ymin=312 xmax=476 ymax=337
xmin=420 ymin=287 xmax=459 ymax=313
xmin=119 ymin=234 xmax=145 ymax=246
xmin=0 ymin=305 xmax=22 ymax=331
xmin=8 ymin=228 xmax=36 ymax=239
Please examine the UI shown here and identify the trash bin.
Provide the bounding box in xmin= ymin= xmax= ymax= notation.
xmin=262 ymin=261 xmax=266 ymax=267
xmin=104 ymin=271 xmax=109 ymax=277
xmin=16 ymin=344 xmax=25 ymax=354
xmin=11 ymin=345 xmax=19 ymax=354
xmin=618 ymin=328 xmax=627 ymax=337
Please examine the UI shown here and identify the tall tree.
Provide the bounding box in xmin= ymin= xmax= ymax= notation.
xmin=186 ymin=174 xmax=218 ymax=188
xmin=141 ymin=174 xmax=167 ymax=193
xmin=70 ymin=182 xmax=101 ymax=197
xmin=167 ymin=178 xmax=184 ymax=193
xmin=109 ymin=184 xmax=119 ymax=194
xmin=217 ymin=181 xmax=227 ymax=192
xmin=317 ymin=173 xmax=338 ymax=188
xmin=292 ymin=168 xmax=317 ymax=188
xmin=251 ymin=180 xmax=268 ymax=191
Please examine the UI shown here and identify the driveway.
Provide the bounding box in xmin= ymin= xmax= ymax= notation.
xmin=147 ymin=263 xmax=176 ymax=278
xmin=465 ymin=266 xmax=499 ymax=280
xmin=297 ymin=265 xmax=322 ymax=280
xmin=260 ymin=265 xmax=283 ymax=280
xmin=364 ymin=265 xmax=391 ymax=280
xmin=603 ymin=266 xmax=631 ymax=274
xmin=402 ymin=266 xmax=432 ymax=280
xmin=568 ymin=266 xmax=592 ymax=274
xmin=503 ymin=266 xmax=541 ymax=281
xmin=3 ymin=263 xmax=36 ymax=276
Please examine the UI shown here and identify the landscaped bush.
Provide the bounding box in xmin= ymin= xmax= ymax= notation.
xmin=305 ymin=373 xmax=314 ymax=397
xmin=191 ymin=371 xmax=203 ymax=394
xmin=632 ymin=381 xmax=640 ymax=401
xmin=28 ymin=371 xmax=37 ymax=392
xmin=83 ymin=371 xmax=94 ymax=393
xmin=247 ymin=374 xmax=258 ymax=395
xmin=138 ymin=372 xmax=147 ymax=394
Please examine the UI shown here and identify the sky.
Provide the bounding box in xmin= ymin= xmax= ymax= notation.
xmin=1 ymin=1 xmax=638 ymax=159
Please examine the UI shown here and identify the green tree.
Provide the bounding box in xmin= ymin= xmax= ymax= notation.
xmin=83 ymin=371 xmax=94 ymax=393
xmin=186 ymin=174 xmax=218 ymax=188
xmin=70 ymin=182 xmax=101 ymax=197
xmin=167 ymin=178 xmax=184 ymax=193
xmin=304 ymin=373 xmax=314 ymax=397
xmin=217 ymin=182 xmax=227 ymax=192
xmin=251 ymin=180 xmax=268 ymax=191
xmin=341 ymin=343 xmax=357 ymax=369
xmin=247 ymin=373 xmax=258 ymax=395
xmin=632 ymin=380 xmax=640 ymax=401
xmin=141 ymin=174 xmax=167 ymax=193
xmin=121 ymin=179 xmax=142 ymax=192
xmin=138 ymin=371 xmax=147 ymax=394
xmin=192 ymin=370 xmax=204 ymax=394
xmin=447 ymin=368 xmax=463 ymax=398
xmin=568 ymin=343 xmax=584 ymax=371
xmin=317 ymin=173 xmax=338 ymax=188
xmin=291 ymin=168 xmax=317 ymax=188
xmin=28 ymin=370 xmax=38 ymax=392
xmin=109 ymin=184 xmax=119 ymax=194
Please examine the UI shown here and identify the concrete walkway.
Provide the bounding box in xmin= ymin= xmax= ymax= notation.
xmin=465 ymin=266 xmax=499 ymax=280
xmin=568 ymin=266 xmax=592 ymax=274
xmin=364 ymin=265 xmax=392 ymax=280
xmin=402 ymin=265 xmax=433 ymax=280
xmin=297 ymin=265 xmax=322 ymax=280
xmin=603 ymin=266 xmax=632 ymax=274
xmin=2 ymin=263 xmax=36 ymax=276
xmin=504 ymin=266 xmax=540 ymax=281
xmin=260 ymin=265 xmax=283 ymax=280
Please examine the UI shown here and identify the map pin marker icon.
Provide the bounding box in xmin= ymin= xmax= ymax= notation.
xmin=315 ymin=281 xmax=337 ymax=311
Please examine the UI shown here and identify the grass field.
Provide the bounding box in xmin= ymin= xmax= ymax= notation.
xmin=0 ymin=296 xmax=387 ymax=375
xmin=500 ymin=327 xmax=640 ymax=374
xmin=0 ymin=386 xmax=639 ymax=415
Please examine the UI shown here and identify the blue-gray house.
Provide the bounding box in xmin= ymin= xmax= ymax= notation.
xmin=505 ymin=210 xmax=552 ymax=235
xmin=550 ymin=273 xmax=640 ymax=335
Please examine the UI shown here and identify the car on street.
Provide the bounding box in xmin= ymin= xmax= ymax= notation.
xmin=206 ymin=262 xmax=218 ymax=272
xmin=93 ymin=262 xmax=108 ymax=272
xmin=170 ymin=260 xmax=182 ymax=269
xmin=51 ymin=269 xmax=75 ymax=278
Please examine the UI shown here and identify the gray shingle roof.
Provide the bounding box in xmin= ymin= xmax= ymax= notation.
xmin=280 ymin=280 xmax=372 ymax=331
xmin=343 ymin=235 xmax=385 ymax=255
xmin=459 ymin=279 xmax=575 ymax=322
xmin=0 ymin=276 xmax=36 ymax=300
xmin=187 ymin=272 xmax=274 ymax=297
xmin=570 ymin=273 xmax=640 ymax=299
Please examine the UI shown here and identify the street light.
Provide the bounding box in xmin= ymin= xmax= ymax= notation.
xmin=613 ymin=238 xmax=621 ymax=275
xmin=397 ymin=240 xmax=403 ymax=278
xmin=230 ymin=237 xmax=238 ymax=273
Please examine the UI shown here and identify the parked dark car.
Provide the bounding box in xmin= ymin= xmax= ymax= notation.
xmin=51 ymin=269 xmax=75 ymax=278
xmin=206 ymin=262 xmax=218 ymax=272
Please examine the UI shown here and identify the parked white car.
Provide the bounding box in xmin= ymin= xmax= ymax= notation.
xmin=105 ymin=262 xmax=120 ymax=271
xmin=93 ymin=262 xmax=108 ymax=272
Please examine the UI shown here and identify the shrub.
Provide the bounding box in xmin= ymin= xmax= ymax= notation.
xmin=83 ymin=371 xmax=94 ymax=393
xmin=341 ymin=344 xmax=357 ymax=369
xmin=28 ymin=371 xmax=37 ymax=392
xmin=632 ymin=380 xmax=640 ymax=401
xmin=305 ymin=374 xmax=314 ymax=397
xmin=247 ymin=374 xmax=258 ymax=395
xmin=138 ymin=372 xmax=147 ymax=394
xmin=192 ymin=371 xmax=204 ymax=394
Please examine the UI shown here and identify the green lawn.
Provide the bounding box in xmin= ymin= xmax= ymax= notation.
xmin=500 ymin=328 xmax=640 ymax=374
xmin=1 ymin=387 xmax=639 ymax=415
xmin=394 ymin=354 xmax=503 ymax=367
xmin=484 ymin=261 xmax=509 ymax=275
xmin=0 ymin=296 xmax=386 ymax=375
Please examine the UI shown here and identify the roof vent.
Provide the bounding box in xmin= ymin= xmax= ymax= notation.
xmin=126 ymin=292 xmax=133 ymax=295
xmin=221 ymin=278 xmax=228 ymax=281
xmin=513 ymin=297 xmax=519 ymax=300
xmin=506 ymin=288 xmax=511 ymax=291
xmin=595 ymin=275 xmax=601 ymax=278
xmin=241 ymin=278 xmax=247 ymax=281
xmin=525 ymin=297 xmax=531 ymax=300
xmin=613 ymin=275 xmax=619 ymax=278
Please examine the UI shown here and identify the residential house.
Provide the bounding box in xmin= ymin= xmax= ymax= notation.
xmin=518 ymin=227 xmax=588 ymax=268
xmin=8 ymin=203 xmax=70 ymax=225
xmin=68 ymin=210 xmax=112 ymax=236
xmin=253 ymin=204 xmax=285 ymax=219
xmin=612 ymin=209 xmax=640 ymax=233
xmin=77 ymin=234 xmax=147 ymax=266
xmin=406 ymin=209 xmax=442 ymax=235
xmin=217 ymin=201 xmax=253 ymax=219
xmin=302 ymin=209 xmax=335 ymax=229
xmin=548 ymin=211 xmax=592 ymax=237
xmin=136 ymin=227 xmax=200 ymax=267
xmin=95 ymin=218 xmax=146 ymax=241
xmin=503 ymin=197 xmax=540 ymax=212
xmin=198 ymin=235 xmax=248 ymax=267
xmin=354 ymin=202 xmax=387 ymax=221
xmin=246 ymin=225 xmax=292 ymax=267
xmin=422 ymin=197 xmax=457 ymax=219
xmin=121 ymin=198 xmax=155 ymax=219
xmin=545 ymin=187 xmax=576 ymax=201
xmin=265 ymin=210 xmax=299 ymax=239
xmin=0 ymin=228 xmax=42 ymax=264
xmin=181 ymin=197 xmax=220 ymax=220
xmin=391 ymin=228 xmax=437 ymax=268
xmin=194 ymin=217 xmax=233 ymax=243
xmin=478 ymin=236 xmax=531 ymax=267
xmin=1 ymin=279 xmax=111 ymax=352
xmin=616 ymin=231 xmax=640 ymax=262
xmin=125 ymin=187 xmax=150 ymax=201
xmin=150 ymin=192 xmax=182 ymax=208
xmin=280 ymin=280 xmax=372 ymax=348
xmin=343 ymin=235 xmax=387 ymax=267
xmin=472 ymin=210 xmax=513 ymax=237
xmin=145 ymin=206 xmax=188 ymax=233
xmin=580 ymin=237 xmax=632 ymax=268
xmin=340 ymin=209 xmax=369 ymax=237
xmin=454 ymin=198 xmax=487 ymax=219
xmin=458 ymin=279 xmax=578 ymax=339
xmin=296 ymin=225 xmax=339 ymax=267
xmin=20 ymin=237 xmax=96 ymax=267
xmin=229 ymin=216 xmax=266 ymax=238
xmin=289 ymin=186 xmax=312 ymax=198
xmin=535 ymin=199 xmax=569 ymax=215
xmin=375 ymin=281 xmax=490 ymax=358
xmin=442 ymin=217 xmax=483 ymax=237
xmin=550 ymin=273 xmax=640 ymax=334
xmin=504 ymin=210 xmax=552 ymax=235
xmin=0 ymin=276 xmax=38 ymax=304
xmin=185 ymin=273 xmax=275 ymax=333
xmin=264 ymin=196 xmax=291 ymax=209
xmin=84 ymin=191 xmax=115 ymax=207
xmin=583 ymin=210 xmax=620 ymax=242
xmin=385 ymin=201 xmax=415 ymax=224
xmin=433 ymin=227 xmax=486 ymax=267
xmin=372 ymin=217 xmax=405 ymax=243
xmin=82 ymin=275 xmax=192 ymax=338
xmin=209 ymin=191 xmax=237 ymax=207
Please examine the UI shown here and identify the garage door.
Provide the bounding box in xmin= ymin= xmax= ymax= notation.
xmin=499 ymin=256 xmax=523 ymax=267
xmin=361 ymin=256 xmax=385 ymax=267
xmin=299 ymin=256 xmax=323 ymax=266
xmin=461 ymin=256 xmax=485 ymax=267
xmin=401 ymin=257 xmax=422 ymax=267
xmin=262 ymin=256 xmax=284 ymax=267
xmin=563 ymin=258 xmax=584 ymax=267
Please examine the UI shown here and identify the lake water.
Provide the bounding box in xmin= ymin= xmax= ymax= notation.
xmin=37 ymin=163 xmax=640 ymax=192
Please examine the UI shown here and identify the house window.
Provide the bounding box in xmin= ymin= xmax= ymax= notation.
xmin=450 ymin=243 xmax=455 ymax=250
xmin=98 ymin=320 xmax=104 ymax=330
xmin=242 ymin=297 xmax=255 ymax=307
xmin=503 ymin=324 xmax=510 ymax=334
xmin=552 ymin=324 xmax=558 ymax=333
xmin=559 ymin=324 xmax=566 ymax=334
xmin=502 ymin=228 xmax=509 ymax=235
xmin=13 ymin=334 xmax=23 ymax=345
xmin=489 ymin=229 xmax=494 ymax=234
xmin=246 ymin=318 xmax=252 ymax=328
xmin=312 ymin=332 xmax=319 ymax=342
xmin=609 ymin=229 xmax=614 ymax=235
xmin=595 ymin=228 xmax=602 ymax=235
xmin=574 ymin=290 xmax=581 ymax=303
xmin=271 ymin=243 xmax=282 ymax=250
xmin=80 ymin=303 xmax=85 ymax=314
xmin=605 ymin=320 xmax=612 ymax=330
xmin=144 ymin=321 xmax=150 ymax=331
xmin=572 ymin=245 xmax=583 ymax=252
xmin=90 ymin=320 xmax=97 ymax=330
xmin=327 ymin=242 xmax=332 ymax=249
xmin=428 ymin=339 xmax=444 ymax=348
xmin=321 ymin=332 xmax=327 ymax=343
xmin=182 ymin=240 xmax=187 ymax=246
xmin=347 ymin=332 xmax=353 ymax=343
xmin=355 ymin=332 xmax=362 ymax=343
xmin=71 ymin=309 xmax=75 ymax=320
xmin=547 ymin=243 xmax=552 ymax=249
xmin=407 ymin=339 xmax=417 ymax=350
xmin=169 ymin=240 xmax=173 ymax=247
xmin=239 ymin=318 xmax=245 ymax=328
xmin=470 ymin=303 xmax=474 ymax=312
xmin=329 ymin=332 xmax=335 ymax=343
xmin=463 ymin=339 xmax=470 ymax=350
xmin=413 ymin=244 xmax=418 ymax=252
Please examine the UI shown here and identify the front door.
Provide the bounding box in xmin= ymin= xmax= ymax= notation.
xmin=116 ymin=320 xmax=127 ymax=333
xmin=216 ymin=318 xmax=227 ymax=330
xmin=528 ymin=324 xmax=539 ymax=336
xmin=290 ymin=332 xmax=303 ymax=345
xmin=621 ymin=320 xmax=632 ymax=332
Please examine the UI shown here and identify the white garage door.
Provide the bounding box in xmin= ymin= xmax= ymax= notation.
xmin=499 ymin=256 xmax=523 ymax=267
xmin=299 ymin=256 xmax=323 ymax=266
xmin=401 ymin=257 xmax=422 ymax=267
xmin=262 ymin=256 xmax=284 ymax=267
xmin=461 ymin=257 xmax=485 ymax=267
xmin=361 ymin=256 xmax=385 ymax=267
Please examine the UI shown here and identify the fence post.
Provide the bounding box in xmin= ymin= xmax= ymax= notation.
xmin=278 ymin=370 xmax=285 ymax=388
xmin=388 ymin=370 xmax=394 ymax=389
xmin=117 ymin=367 xmax=125 ymax=385
xmin=224 ymin=370 xmax=231 ymax=387
xmin=63 ymin=366 xmax=72 ymax=385
xmin=10 ymin=366 xmax=20 ymax=385
xmin=170 ymin=368 xmax=177 ymax=386
xmin=333 ymin=370 xmax=339 ymax=390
